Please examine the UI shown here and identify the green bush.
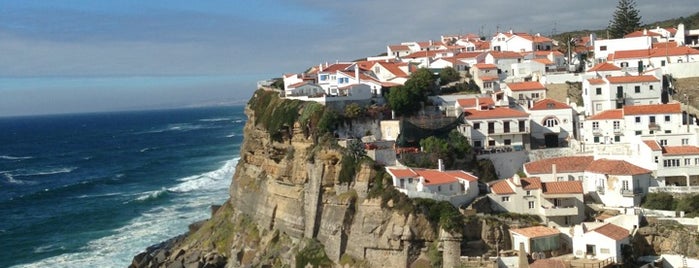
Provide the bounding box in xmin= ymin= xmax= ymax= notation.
xmin=641 ymin=192 xmax=676 ymax=210
xmin=295 ymin=239 xmax=332 ymax=268
xmin=676 ymin=194 xmax=699 ymax=215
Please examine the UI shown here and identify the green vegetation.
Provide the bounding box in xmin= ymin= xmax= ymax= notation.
xmin=440 ymin=79 xmax=481 ymax=95
xmin=270 ymin=78 xmax=284 ymax=89
xmin=427 ymin=242 xmax=443 ymax=268
xmin=339 ymin=254 xmax=369 ymax=268
xmin=387 ymin=68 xmax=436 ymax=116
xmin=344 ymin=103 xmax=365 ymax=120
xmin=608 ymin=0 xmax=642 ymax=38
xmin=641 ymin=193 xmax=699 ymax=217
xmin=295 ymin=239 xmax=332 ymax=268
xmin=439 ymin=67 xmax=461 ymax=86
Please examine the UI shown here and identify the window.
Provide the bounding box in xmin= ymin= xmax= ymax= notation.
xmin=665 ymin=130 xmax=671 ymax=134
xmin=621 ymin=62 xmax=629 ymax=67
xmin=635 ymin=117 xmax=641 ymax=123
xmin=374 ymin=66 xmax=380 ymax=74
xmin=622 ymin=180 xmax=629 ymax=190
xmin=682 ymin=138 xmax=689 ymax=145
xmin=695 ymin=158 xmax=699 ymax=165
xmin=488 ymin=140 xmax=496 ymax=146
xmin=484 ymin=82 xmax=493 ymax=88
xmin=504 ymin=122 xmax=510 ymax=133
xmin=594 ymin=137 xmax=600 ymax=143
xmin=320 ymin=75 xmax=328 ymax=81
xmin=519 ymin=120 xmax=526 ymax=132
xmin=650 ymin=116 xmax=656 ymax=123
xmin=488 ymin=122 xmax=495 ymax=134
xmin=660 ymin=139 xmax=667 ymax=146
xmin=685 ymin=159 xmax=691 ymax=166
xmin=438 ymin=185 xmax=442 ymax=192
xmin=502 ymin=196 xmax=510 ymax=202
xmin=545 ymin=118 xmax=559 ymax=127
xmin=531 ymin=93 xmax=540 ymax=99
xmin=473 ymin=122 xmax=480 ymax=129
xmin=635 ymin=85 xmax=641 ymax=93
xmin=661 ymin=60 xmax=666 ymax=66
xmin=518 ymin=94 xmax=524 ymax=100
xmin=655 ymin=156 xmax=659 ymax=163
xmin=635 ymin=130 xmax=642 ymax=135
xmin=595 ymin=103 xmax=602 ymax=111
xmin=596 ymin=88 xmax=602 ymax=95
xmin=557 ymin=176 xmax=564 ymax=181
xmin=474 ymin=140 xmax=482 ymax=148
xmin=504 ymin=139 xmax=511 ymax=145
xmin=600 ymin=45 xmax=607 ymax=51
xmin=665 ymin=115 xmax=671 ymax=122
xmin=528 ymin=201 xmax=535 ymax=209
xmin=615 ymin=136 xmax=620 ymax=142
xmin=613 ymin=121 xmax=620 ymax=130
xmin=592 ymin=122 xmax=599 ymax=130
xmin=650 ymin=85 xmax=654 ymax=90
xmin=526 ymin=190 xmax=531 ymax=196
xmin=663 ymin=159 xmax=680 ymax=167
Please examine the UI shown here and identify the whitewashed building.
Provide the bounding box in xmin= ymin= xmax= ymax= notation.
xmin=527 ymin=98 xmax=577 ymax=148
xmin=582 ymin=74 xmax=661 ymax=116
xmin=572 ymin=223 xmax=630 ymax=263
xmin=385 ymin=165 xmax=479 ymax=207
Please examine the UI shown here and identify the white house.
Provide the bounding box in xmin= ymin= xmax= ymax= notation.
xmin=593 ymin=36 xmax=653 ymax=63
xmin=385 ymin=165 xmax=479 ymax=207
xmin=470 ymin=63 xmax=502 ymax=93
xmin=523 ymin=156 xmax=595 ymax=182
xmin=581 ymin=74 xmax=661 ymax=116
xmin=572 ymin=223 xmax=630 ymax=263
xmin=458 ymin=107 xmax=530 ymax=152
xmin=527 ymin=98 xmax=577 ymax=148
xmin=489 ymin=176 xmax=585 ymax=226
xmin=509 ymin=226 xmax=561 ymax=255
xmin=608 ymin=46 xmax=699 ymax=72
xmin=491 ymin=31 xmax=554 ymax=52
xmin=585 ymin=158 xmax=652 ymax=207
xmin=582 ymin=103 xmax=683 ymax=146
xmin=585 ymin=62 xmax=624 ymax=77
xmin=387 ymin=44 xmax=412 ymax=58
xmin=484 ymin=51 xmax=524 ymax=78
xmin=369 ymin=61 xmax=411 ymax=85
xmin=504 ymin=81 xmax=547 ymax=106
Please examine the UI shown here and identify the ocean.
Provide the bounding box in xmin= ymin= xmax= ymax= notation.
xmin=0 ymin=105 xmax=245 ymax=267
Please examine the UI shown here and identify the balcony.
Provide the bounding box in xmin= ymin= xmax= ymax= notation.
xmin=648 ymin=123 xmax=660 ymax=131
xmin=592 ymin=128 xmax=602 ymax=136
xmin=487 ymin=127 xmax=529 ymax=136
xmin=620 ymin=188 xmax=643 ymax=197
xmin=596 ymin=186 xmax=605 ymax=194
xmin=613 ymin=128 xmax=623 ymax=134
xmin=539 ymin=206 xmax=578 ymax=217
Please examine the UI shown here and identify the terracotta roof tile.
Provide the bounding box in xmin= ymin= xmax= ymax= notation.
xmin=611 ymin=46 xmax=699 ymax=60
xmin=533 ymin=58 xmax=554 ymax=65
xmin=542 ymin=181 xmax=583 ymax=194
xmin=524 ymin=156 xmax=594 ymax=174
xmin=652 ymin=41 xmax=678 ymax=49
xmin=517 ymin=177 xmax=542 ymax=190
xmin=473 ymin=63 xmax=498 ymax=69
xmin=388 ymin=44 xmax=410 ymax=51
xmin=530 ymin=98 xmax=570 ymax=110
xmin=457 ymin=97 xmax=495 ymax=108
xmin=623 ymin=103 xmax=681 ymax=115
xmin=490 ymin=179 xmax=515 ymax=195
xmin=588 ymin=62 xmax=622 ymax=72
xmin=606 ymin=75 xmax=659 ymax=84
xmin=415 ymin=170 xmax=458 ymax=185
xmin=585 ymin=159 xmax=651 ymax=175
xmin=288 ymin=81 xmax=310 ymax=88
xmin=591 ymin=223 xmax=629 ymax=241
xmin=489 ymin=51 xmax=523 ymax=59
xmin=443 ymin=170 xmax=479 ymax=182
xmin=624 ymin=30 xmax=662 ymax=38
xmin=510 ymin=226 xmax=560 ymax=238
xmin=662 ymin=146 xmax=699 ymax=156
xmin=453 ymin=52 xmax=483 ymax=59
xmin=587 ymin=78 xmax=606 ymax=85
xmin=643 ymin=140 xmax=662 ymax=151
xmin=480 ymin=75 xmax=500 ymax=81
xmin=588 ymin=109 xmax=623 ymax=120
xmin=375 ymin=61 xmax=409 ymax=77
xmin=463 ymin=107 xmax=529 ymax=119
xmin=387 ymin=168 xmax=417 ymax=178
xmin=507 ymin=81 xmax=546 ymax=92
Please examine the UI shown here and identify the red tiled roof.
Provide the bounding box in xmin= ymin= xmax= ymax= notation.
xmin=507 ymin=81 xmax=546 ymax=91
xmin=510 ymin=226 xmax=560 ymax=238
xmin=415 ymin=170 xmax=458 ymax=185
xmin=530 ymin=98 xmax=570 ymax=110
xmin=606 ymin=75 xmax=659 ymax=84
xmin=473 ymin=63 xmax=498 ymax=69
xmin=443 ymin=170 xmax=479 ymax=182
xmin=623 ymin=103 xmax=681 ymax=115
xmin=652 ymin=41 xmax=678 ymax=49
xmin=588 ymin=109 xmax=623 ymax=120
xmin=453 ymin=51 xmax=483 ymax=59
xmin=542 ymin=181 xmax=583 ymax=194
xmin=387 ymin=168 xmax=417 ymax=178
xmin=592 ymin=223 xmax=629 ymax=241
xmin=585 ymin=159 xmax=651 ymax=175
xmin=375 ymin=61 xmax=409 ymax=77
xmin=624 ymin=30 xmax=662 ymax=38
xmin=588 ymin=62 xmax=622 ymax=72
xmin=457 ymin=97 xmax=494 ymax=108
xmin=587 ymin=78 xmax=606 ymax=85
xmin=524 ymin=156 xmax=595 ymax=174
xmin=463 ymin=107 xmax=529 ymax=119
xmin=517 ymin=177 xmax=542 ymax=190
xmin=388 ymin=44 xmax=410 ymax=51
xmin=403 ymin=49 xmax=450 ymax=59
xmin=533 ymin=58 xmax=554 ymax=65
xmin=480 ymin=75 xmax=500 ymax=81
xmin=662 ymin=146 xmax=699 ymax=156
xmin=288 ymin=81 xmax=309 ymax=88
xmin=611 ymin=46 xmax=699 ymax=60
xmin=643 ymin=140 xmax=662 ymax=151
xmin=490 ymin=179 xmax=515 ymax=195
xmin=489 ymin=51 xmax=523 ymax=59
xmin=314 ymin=63 xmax=352 ymax=74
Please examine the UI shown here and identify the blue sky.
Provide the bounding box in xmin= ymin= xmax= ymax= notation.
xmin=1 ymin=0 xmax=697 ymax=116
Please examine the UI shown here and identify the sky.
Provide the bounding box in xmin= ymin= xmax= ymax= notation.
xmin=0 ymin=0 xmax=697 ymax=116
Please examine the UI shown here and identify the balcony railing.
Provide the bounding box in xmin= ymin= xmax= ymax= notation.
xmin=592 ymin=128 xmax=602 ymax=135
xmin=596 ymin=186 xmax=605 ymax=194
xmin=648 ymin=123 xmax=660 ymax=131
xmin=649 ymin=186 xmax=699 ymax=193
xmin=538 ymin=206 xmax=578 ymax=217
xmin=613 ymin=128 xmax=622 ymax=134
xmin=487 ymin=127 xmax=529 ymax=135
xmin=620 ymin=188 xmax=643 ymax=197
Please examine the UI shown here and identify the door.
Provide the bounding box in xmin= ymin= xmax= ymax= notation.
xmin=544 ymin=134 xmax=558 ymax=148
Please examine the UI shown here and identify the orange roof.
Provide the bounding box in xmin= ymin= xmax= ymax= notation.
xmin=592 ymin=223 xmax=629 ymax=241
xmin=606 ymin=75 xmax=659 ymax=84
xmin=510 ymin=226 xmax=560 ymax=238
xmin=480 ymin=75 xmax=500 ymax=81
xmin=524 ymin=156 xmax=594 ymax=174
xmin=585 ymin=159 xmax=651 ymax=175
xmin=453 ymin=51 xmax=483 ymax=59
xmin=490 ymin=180 xmax=515 ymax=195
xmin=530 ymin=98 xmax=570 ymax=110
xmin=533 ymin=50 xmax=563 ymax=57
xmin=288 ymin=81 xmax=310 ymax=88
xmin=489 ymin=51 xmax=523 ymax=59
xmin=516 ymin=177 xmax=542 ymax=190
xmin=623 ymin=103 xmax=681 ymax=115
xmin=388 ymin=44 xmax=410 ymax=51
xmin=375 ymin=61 xmax=409 ymax=77
xmin=662 ymin=146 xmax=699 ymax=156
xmin=588 ymin=62 xmax=622 ymax=72
xmin=387 ymin=168 xmax=417 ymax=178
xmin=587 ymin=78 xmax=606 ymax=85
xmin=457 ymin=97 xmax=494 ymax=108
xmin=611 ymin=46 xmax=699 ymax=60
xmin=542 ymin=181 xmax=583 ymax=194
xmin=314 ymin=63 xmax=352 ymax=74
xmin=652 ymin=41 xmax=678 ymax=49
xmin=507 ymin=81 xmax=546 ymax=91
xmin=463 ymin=107 xmax=529 ymax=119
xmin=643 ymin=140 xmax=662 ymax=151
xmin=443 ymin=170 xmax=479 ymax=182
xmin=415 ymin=169 xmax=478 ymax=185
xmin=624 ymin=30 xmax=662 ymax=38
xmin=533 ymin=58 xmax=554 ymax=65
xmin=403 ymin=49 xmax=450 ymax=59
xmin=588 ymin=109 xmax=623 ymax=120
xmin=473 ymin=63 xmax=498 ymax=69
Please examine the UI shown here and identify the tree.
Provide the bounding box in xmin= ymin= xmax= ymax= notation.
xmin=420 ymin=136 xmax=450 ymax=158
xmin=344 ymin=103 xmax=365 ymax=119
xmin=608 ymin=0 xmax=642 ymax=38
xmin=387 ymin=68 xmax=436 ymax=116
xmin=405 ymin=68 xmax=437 ymax=100
xmin=447 ymin=130 xmax=471 ymax=159
xmin=439 ymin=67 xmax=461 ymax=85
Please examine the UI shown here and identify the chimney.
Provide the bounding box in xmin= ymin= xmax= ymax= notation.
xmin=438 ymin=159 xmax=444 ymax=172
xmin=643 ymin=29 xmax=648 ymax=35
xmin=536 ymin=33 xmax=541 ymax=37
xmin=355 ymin=67 xmax=360 ymax=84
xmin=475 ymin=98 xmax=480 ymax=110
xmin=319 ymin=63 xmax=323 ymax=72
xmin=509 ymin=29 xmax=513 ymax=34
xmin=391 ymin=110 xmax=396 ymax=119
xmin=552 ymin=163 xmax=557 ymax=180
xmin=513 ymin=173 xmax=521 ymax=185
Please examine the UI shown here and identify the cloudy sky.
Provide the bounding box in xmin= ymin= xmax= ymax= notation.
xmin=1 ymin=0 xmax=696 ymax=116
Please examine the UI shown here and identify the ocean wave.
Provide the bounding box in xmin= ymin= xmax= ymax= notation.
xmin=0 ymin=155 xmax=33 ymax=160
xmin=225 ymin=133 xmax=239 ymax=138
xmin=134 ymin=188 xmax=168 ymax=202
xmin=2 ymin=173 xmax=37 ymax=185
xmin=138 ymin=123 xmax=216 ymax=134
xmin=14 ymin=157 xmax=239 ymax=268
xmin=198 ymin=117 xmax=231 ymax=122
xmin=33 ymin=244 xmax=66 ymax=254
xmin=139 ymin=147 xmax=157 ymax=153
xmin=10 ymin=167 xmax=77 ymax=177
xmin=168 ymin=158 xmax=238 ymax=193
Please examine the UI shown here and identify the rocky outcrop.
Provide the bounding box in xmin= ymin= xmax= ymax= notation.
xmin=633 ymin=221 xmax=699 ymax=258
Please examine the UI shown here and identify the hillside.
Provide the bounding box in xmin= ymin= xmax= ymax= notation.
xmin=551 ymin=11 xmax=699 ymax=41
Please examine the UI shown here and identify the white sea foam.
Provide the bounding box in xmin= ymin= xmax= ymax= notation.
xmin=134 ymin=188 xmax=168 ymax=202
xmin=33 ymin=244 xmax=66 ymax=254
xmin=11 ymin=167 xmax=77 ymax=177
xmin=139 ymin=147 xmax=157 ymax=153
xmin=198 ymin=117 xmax=231 ymax=122
xmin=2 ymin=173 xmax=37 ymax=185
xmin=0 ymin=155 xmax=33 ymax=160
xmin=14 ymin=158 xmax=238 ymax=268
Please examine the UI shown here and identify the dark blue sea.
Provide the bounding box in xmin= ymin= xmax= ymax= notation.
xmin=0 ymin=106 xmax=245 ymax=267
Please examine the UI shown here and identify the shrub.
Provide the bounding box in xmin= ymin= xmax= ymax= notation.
xmin=295 ymin=239 xmax=332 ymax=268
xmin=641 ymin=192 xmax=676 ymax=210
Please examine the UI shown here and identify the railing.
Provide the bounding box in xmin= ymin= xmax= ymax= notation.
xmin=649 ymin=186 xmax=699 ymax=193
xmin=648 ymin=123 xmax=660 ymax=131
xmin=613 ymin=128 xmax=622 ymax=134
xmin=538 ymin=205 xmax=578 ymax=216
xmin=620 ymin=188 xmax=643 ymax=197
xmin=592 ymin=128 xmax=602 ymax=135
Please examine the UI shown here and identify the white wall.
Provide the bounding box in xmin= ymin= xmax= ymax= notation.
xmin=593 ymin=36 xmax=652 ymax=62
